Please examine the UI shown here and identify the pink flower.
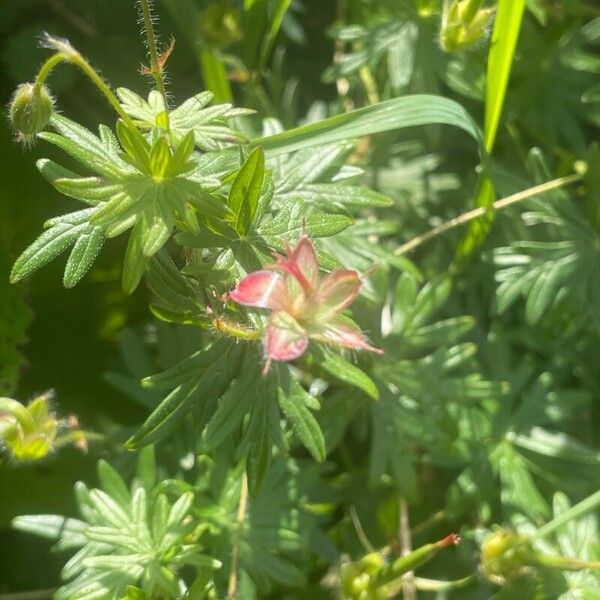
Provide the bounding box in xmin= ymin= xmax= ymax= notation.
xmin=229 ymin=235 xmax=383 ymax=371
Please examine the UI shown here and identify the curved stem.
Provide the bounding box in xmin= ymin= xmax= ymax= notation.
xmin=34 ymin=49 xmax=136 ymax=129
xmin=34 ymin=53 xmax=67 ymax=92
xmin=395 ymin=173 xmax=583 ymax=256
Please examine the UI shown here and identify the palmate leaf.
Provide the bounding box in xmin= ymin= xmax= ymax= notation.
xmin=268 ymin=141 xmax=392 ymax=212
xmin=10 ymin=208 xmax=105 ymax=288
xmin=14 ymin=456 xmax=220 ymax=600
xmin=128 ymin=338 xmax=240 ymax=448
xmin=117 ymin=88 xmax=254 ymax=152
xmin=493 ymin=175 xmax=600 ymax=327
xmin=276 ymin=365 xmax=326 ymax=463
xmin=15 ymin=105 xmax=233 ymax=292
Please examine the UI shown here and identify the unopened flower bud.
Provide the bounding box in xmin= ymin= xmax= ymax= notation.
xmin=480 ymin=528 xmax=532 ymax=584
xmin=9 ymin=83 xmax=54 ymax=142
xmin=0 ymin=394 xmax=58 ymax=461
xmin=200 ymin=2 xmax=242 ymax=48
xmin=439 ymin=0 xmax=493 ymax=52
xmin=413 ymin=0 xmax=440 ymax=17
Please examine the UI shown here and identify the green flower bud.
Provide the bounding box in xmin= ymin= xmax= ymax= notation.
xmin=413 ymin=0 xmax=441 ymax=18
xmin=199 ymin=2 xmax=242 ymax=48
xmin=480 ymin=528 xmax=532 ymax=584
xmin=9 ymin=83 xmax=54 ymax=142
xmin=0 ymin=394 xmax=58 ymax=461
xmin=439 ymin=0 xmax=494 ymax=52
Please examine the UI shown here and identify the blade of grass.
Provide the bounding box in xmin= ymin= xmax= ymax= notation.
xmin=251 ymin=94 xmax=483 ymax=158
xmin=259 ymin=0 xmax=293 ymax=69
xmin=455 ymin=0 xmax=526 ymax=262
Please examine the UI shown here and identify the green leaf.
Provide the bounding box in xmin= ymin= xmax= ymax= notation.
xmin=280 ymin=183 xmax=393 ymax=209
xmin=246 ymin=413 xmax=271 ymax=497
xmin=63 ymin=225 xmax=105 ymax=288
xmin=251 ymin=95 xmax=483 ymax=158
xmin=276 ymin=368 xmax=326 ymax=462
xmin=258 ymin=200 xmax=353 ymax=241
xmin=259 ymin=0 xmax=293 ymax=68
xmin=142 ymin=339 xmax=232 ymax=390
xmin=492 ymin=442 xmax=550 ymax=521
xmin=316 ymin=349 xmax=379 ymax=400
xmin=126 ymin=381 xmax=198 ymax=448
xmin=202 ymin=365 xmax=260 ymax=450
xmin=198 ymin=47 xmax=233 ymax=103
xmin=97 ymin=460 xmax=130 ymax=506
xmin=122 ymin=220 xmax=150 ymax=295
xmin=136 ymin=446 xmax=156 ymax=490
xmin=228 ymin=147 xmax=265 ymax=235
xmin=11 ymin=208 xmax=98 ymax=284
xmin=454 ymin=0 xmax=525 ymax=261
xmin=243 ymin=0 xmax=269 ymax=69
xmin=12 ymin=515 xmax=86 ymax=543
xmin=484 ymin=0 xmax=526 ymax=152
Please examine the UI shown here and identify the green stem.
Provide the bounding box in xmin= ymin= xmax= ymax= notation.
xmin=54 ymin=431 xmax=105 ymax=448
xmin=395 ymin=173 xmax=583 ymax=256
xmin=34 ymin=53 xmax=67 ymax=91
xmin=227 ymin=474 xmax=249 ymax=599
xmin=413 ymin=574 xmax=476 ymax=592
xmin=371 ymin=534 xmax=460 ymax=588
xmin=34 ymin=49 xmax=136 ymax=129
xmin=533 ymin=489 xmax=600 ymax=542
xmin=138 ymin=0 xmax=170 ymax=120
xmin=532 ymin=553 xmax=600 ymax=571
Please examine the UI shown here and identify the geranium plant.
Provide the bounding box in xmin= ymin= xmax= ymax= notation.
xmin=2 ymin=0 xmax=600 ymax=598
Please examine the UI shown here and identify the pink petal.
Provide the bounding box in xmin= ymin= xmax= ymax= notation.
xmin=313 ymin=270 xmax=361 ymax=320
xmin=309 ymin=318 xmax=383 ymax=354
xmin=290 ymin=235 xmax=319 ymax=287
xmin=267 ymin=311 xmax=309 ymax=362
xmin=276 ymin=235 xmax=319 ymax=294
xmin=230 ymin=271 xmax=289 ymax=310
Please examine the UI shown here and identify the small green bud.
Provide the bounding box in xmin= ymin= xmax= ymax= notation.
xmin=199 ymin=1 xmax=242 ymax=48
xmin=439 ymin=0 xmax=494 ymax=52
xmin=9 ymin=83 xmax=54 ymax=142
xmin=0 ymin=394 xmax=58 ymax=461
xmin=413 ymin=0 xmax=441 ymax=18
xmin=480 ymin=528 xmax=532 ymax=584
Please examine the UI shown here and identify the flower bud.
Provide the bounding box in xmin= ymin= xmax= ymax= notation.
xmin=480 ymin=528 xmax=532 ymax=584
xmin=439 ymin=0 xmax=493 ymax=52
xmin=0 ymin=394 xmax=58 ymax=461
xmin=199 ymin=2 xmax=242 ymax=48
xmin=413 ymin=0 xmax=441 ymax=18
xmin=9 ymin=83 xmax=54 ymax=141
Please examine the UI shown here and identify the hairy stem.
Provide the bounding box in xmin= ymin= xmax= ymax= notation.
xmin=395 ymin=173 xmax=583 ymax=256
xmin=138 ymin=0 xmax=170 ymax=119
xmin=34 ymin=47 xmax=136 ymax=129
xmin=228 ymin=474 xmax=249 ymax=599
